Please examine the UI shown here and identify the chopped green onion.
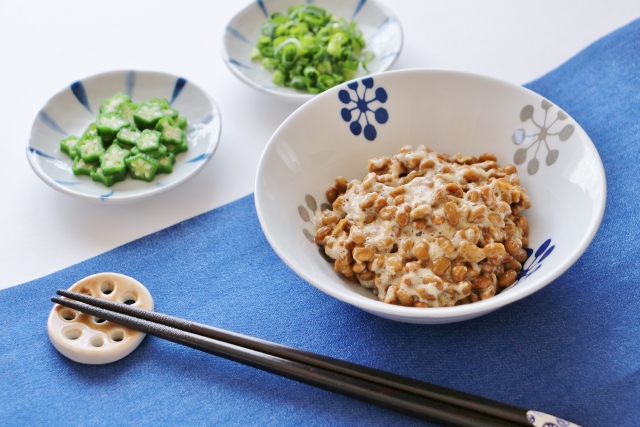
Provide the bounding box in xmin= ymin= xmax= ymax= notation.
xmin=251 ymin=4 xmax=373 ymax=93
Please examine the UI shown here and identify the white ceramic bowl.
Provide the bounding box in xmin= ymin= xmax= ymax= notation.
xmin=223 ymin=0 xmax=402 ymax=103
xmin=27 ymin=70 xmax=221 ymax=203
xmin=255 ymin=69 xmax=606 ymax=324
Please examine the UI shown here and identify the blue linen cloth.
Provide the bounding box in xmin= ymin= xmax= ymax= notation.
xmin=2 ymin=19 xmax=640 ymax=427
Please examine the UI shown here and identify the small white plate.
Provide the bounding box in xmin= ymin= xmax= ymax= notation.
xmin=255 ymin=69 xmax=607 ymax=324
xmin=27 ymin=70 xmax=221 ymax=203
xmin=223 ymin=0 xmax=403 ymax=103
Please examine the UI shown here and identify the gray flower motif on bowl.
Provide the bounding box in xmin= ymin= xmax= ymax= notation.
xmin=298 ymin=195 xmax=333 ymax=263
xmin=512 ymin=99 xmax=578 ymax=175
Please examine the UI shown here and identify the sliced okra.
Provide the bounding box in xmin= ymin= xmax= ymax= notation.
xmin=82 ymin=123 xmax=99 ymax=138
xmin=126 ymin=154 xmax=158 ymax=182
xmin=147 ymin=144 xmax=167 ymax=159
xmin=156 ymin=153 xmax=176 ymax=174
xmin=117 ymin=102 xmax=139 ymax=127
xmin=136 ymin=129 xmax=161 ymax=152
xmin=75 ymin=135 xmax=105 ymax=162
xmin=96 ymin=113 xmax=130 ymax=144
xmin=173 ymin=115 xmax=188 ymax=130
xmin=160 ymin=122 xmax=185 ymax=146
xmin=149 ymin=98 xmax=170 ymax=106
xmin=163 ymin=141 xmax=188 ymax=155
xmin=91 ymin=167 xmax=126 ymax=187
xmin=100 ymin=92 xmax=132 ymax=114
xmin=161 ymin=106 xmax=178 ymax=119
xmin=60 ymin=136 xmax=80 ymax=159
xmin=72 ymin=157 xmax=98 ymax=176
xmin=134 ymin=103 xmax=164 ymax=129
xmin=100 ymin=143 xmax=130 ymax=176
xmin=116 ymin=128 xmax=141 ymax=150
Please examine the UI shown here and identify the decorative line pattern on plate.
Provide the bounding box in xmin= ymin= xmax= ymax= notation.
xmin=28 ymin=147 xmax=58 ymax=160
xmin=339 ymin=77 xmax=388 ymax=141
xmin=71 ymin=81 xmax=92 ymax=113
xmin=256 ymin=0 xmax=268 ymax=17
xmin=184 ymin=153 xmax=208 ymax=163
xmin=170 ymin=78 xmax=187 ymax=105
xmin=226 ymin=26 xmax=251 ymax=43
xmin=228 ymin=59 xmax=252 ymax=70
xmin=100 ymin=190 xmax=114 ymax=201
xmin=526 ymin=410 xmax=581 ymax=427
xmin=352 ymin=0 xmax=367 ymax=18
xmin=125 ymin=71 xmax=136 ymax=98
xmin=512 ymin=100 xmax=576 ymax=175
xmin=379 ymin=51 xmax=399 ymax=61
xmin=55 ymin=180 xmax=81 ymax=186
xmin=39 ymin=111 xmax=67 ymax=135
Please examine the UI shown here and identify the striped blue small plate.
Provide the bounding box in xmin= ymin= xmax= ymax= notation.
xmin=223 ymin=0 xmax=403 ymax=103
xmin=26 ymin=70 xmax=221 ymax=203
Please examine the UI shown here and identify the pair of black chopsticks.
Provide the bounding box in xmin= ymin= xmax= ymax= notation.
xmin=53 ymin=290 xmax=532 ymax=427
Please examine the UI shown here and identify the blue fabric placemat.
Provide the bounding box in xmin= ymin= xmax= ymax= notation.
xmin=2 ymin=19 xmax=640 ymax=427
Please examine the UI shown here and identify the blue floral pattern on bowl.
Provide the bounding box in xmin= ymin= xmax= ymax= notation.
xmin=338 ymin=77 xmax=388 ymax=141
xmin=515 ymin=239 xmax=555 ymax=285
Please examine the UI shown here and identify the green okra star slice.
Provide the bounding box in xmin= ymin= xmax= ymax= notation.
xmin=126 ymin=154 xmax=158 ymax=182
xmin=91 ymin=167 xmax=126 ymax=187
xmin=173 ymin=115 xmax=188 ymax=130
xmin=164 ymin=141 xmax=188 ymax=155
xmin=96 ymin=113 xmax=130 ymax=144
xmin=100 ymin=143 xmax=130 ymax=176
xmin=72 ymin=157 xmax=98 ymax=176
xmin=117 ymin=102 xmax=139 ymax=127
xmin=82 ymin=123 xmax=99 ymax=138
xmin=161 ymin=105 xmax=179 ymax=119
xmin=100 ymin=92 xmax=131 ymax=114
xmin=60 ymin=136 xmax=80 ymax=159
xmin=159 ymin=121 xmax=185 ymax=146
xmin=116 ymin=128 xmax=141 ymax=150
xmin=156 ymin=153 xmax=176 ymax=174
xmin=134 ymin=103 xmax=165 ymax=129
xmin=149 ymin=97 xmax=170 ymax=106
xmin=136 ymin=129 xmax=161 ymax=152
xmin=75 ymin=134 xmax=105 ymax=162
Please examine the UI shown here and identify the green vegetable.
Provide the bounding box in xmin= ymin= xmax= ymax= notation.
xmin=91 ymin=167 xmax=126 ymax=187
xmin=75 ymin=134 xmax=104 ymax=162
xmin=251 ymin=4 xmax=372 ymax=93
xmin=100 ymin=92 xmax=131 ymax=114
xmin=72 ymin=157 xmax=98 ymax=176
xmin=136 ymin=129 xmax=161 ymax=152
xmin=134 ymin=103 xmax=164 ymax=129
xmin=118 ymin=102 xmax=139 ymax=127
xmin=61 ymin=94 xmax=189 ymax=186
xmin=116 ymin=128 xmax=141 ymax=150
xmin=60 ymin=136 xmax=80 ymax=159
xmin=100 ymin=143 xmax=130 ymax=176
xmin=96 ymin=113 xmax=130 ymax=144
xmin=126 ymin=154 xmax=158 ymax=182
xmin=156 ymin=153 xmax=176 ymax=174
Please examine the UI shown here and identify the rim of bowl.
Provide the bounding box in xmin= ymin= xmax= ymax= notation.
xmin=255 ymin=68 xmax=607 ymax=319
xmin=26 ymin=69 xmax=222 ymax=203
xmin=221 ymin=0 xmax=404 ymax=103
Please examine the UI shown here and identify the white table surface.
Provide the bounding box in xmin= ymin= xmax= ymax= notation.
xmin=2 ymin=0 xmax=638 ymax=290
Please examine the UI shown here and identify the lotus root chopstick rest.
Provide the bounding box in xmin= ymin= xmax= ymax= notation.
xmin=47 ymin=272 xmax=154 ymax=364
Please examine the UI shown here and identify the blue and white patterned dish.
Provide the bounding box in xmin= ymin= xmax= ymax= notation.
xmin=223 ymin=0 xmax=403 ymax=103
xmin=27 ymin=70 xmax=221 ymax=203
xmin=255 ymin=69 xmax=607 ymax=324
